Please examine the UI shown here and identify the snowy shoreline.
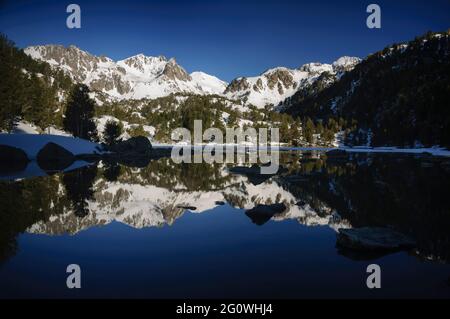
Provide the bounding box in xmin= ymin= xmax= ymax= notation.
xmin=153 ymin=143 xmax=450 ymax=157
xmin=1 ymin=133 xmax=449 ymax=160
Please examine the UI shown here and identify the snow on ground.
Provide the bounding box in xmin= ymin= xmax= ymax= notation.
xmin=190 ymin=71 xmax=228 ymax=94
xmin=11 ymin=122 xmax=39 ymax=134
xmin=46 ymin=126 xmax=72 ymax=136
xmin=95 ymin=115 xmax=156 ymax=141
xmin=0 ymin=134 xmax=103 ymax=159
xmin=342 ymin=146 xmax=450 ymax=157
xmin=282 ymin=146 xmax=450 ymax=157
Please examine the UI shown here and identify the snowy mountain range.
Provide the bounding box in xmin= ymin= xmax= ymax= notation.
xmin=25 ymin=169 xmax=350 ymax=235
xmin=24 ymin=45 xmax=360 ymax=108
xmin=24 ymin=45 xmax=227 ymax=100
xmin=224 ymin=57 xmax=361 ymax=108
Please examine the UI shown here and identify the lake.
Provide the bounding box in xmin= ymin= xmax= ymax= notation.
xmin=0 ymin=150 xmax=449 ymax=298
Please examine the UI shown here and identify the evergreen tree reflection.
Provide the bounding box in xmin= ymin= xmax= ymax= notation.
xmin=103 ymin=162 xmax=122 ymax=182
xmin=63 ymin=165 xmax=98 ymax=218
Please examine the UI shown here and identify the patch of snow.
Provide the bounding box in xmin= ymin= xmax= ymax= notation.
xmin=12 ymin=122 xmax=39 ymax=134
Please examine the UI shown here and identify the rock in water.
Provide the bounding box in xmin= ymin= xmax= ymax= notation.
xmin=326 ymin=149 xmax=348 ymax=157
xmin=37 ymin=142 xmax=75 ymax=171
xmin=245 ymin=203 xmax=287 ymax=226
xmin=176 ymin=205 xmax=197 ymax=211
xmin=0 ymin=145 xmax=29 ymax=173
xmin=337 ymin=227 xmax=416 ymax=251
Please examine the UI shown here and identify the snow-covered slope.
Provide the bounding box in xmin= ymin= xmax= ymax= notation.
xmin=224 ymin=57 xmax=361 ymax=108
xmin=24 ymin=45 xmax=228 ymax=100
xmin=24 ymin=45 xmax=359 ymax=108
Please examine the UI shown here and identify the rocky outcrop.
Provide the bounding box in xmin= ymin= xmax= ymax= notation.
xmin=337 ymin=227 xmax=416 ymax=251
xmin=265 ymin=69 xmax=295 ymax=91
xmin=162 ymin=58 xmax=192 ymax=81
xmin=224 ymin=77 xmax=250 ymax=94
xmin=105 ymin=137 xmax=153 ymax=167
xmin=108 ymin=136 xmax=153 ymax=156
xmin=37 ymin=142 xmax=75 ymax=171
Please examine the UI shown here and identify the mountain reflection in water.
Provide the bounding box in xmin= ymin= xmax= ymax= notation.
xmin=0 ymin=150 xmax=450 ymax=298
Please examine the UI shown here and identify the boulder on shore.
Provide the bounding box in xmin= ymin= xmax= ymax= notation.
xmin=108 ymin=136 xmax=152 ymax=156
xmin=337 ymin=227 xmax=416 ymax=251
xmin=245 ymin=203 xmax=287 ymax=226
xmin=37 ymin=142 xmax=75 ymax=171
xmin=0 ymin=145 xmax=29 ymax=173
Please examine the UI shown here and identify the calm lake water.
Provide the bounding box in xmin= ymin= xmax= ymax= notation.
xmin=0 ymin=150 xmax=450 ymax=298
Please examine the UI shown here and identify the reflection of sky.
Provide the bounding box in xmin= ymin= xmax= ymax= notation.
xmin=1 ymin=206 xmax=449 ymax=298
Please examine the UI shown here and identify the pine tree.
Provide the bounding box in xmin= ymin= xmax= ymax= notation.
xmin=127 ymin=124 xmax=147 ymax=138
xmin=63 ymin=84 xmax=98 ymax=141
xmin=279 ymin=115 xmax=291 ymax=143
xmin=291 ymin=119 xmax=302 ymax=146
xmin=303 ymin=117 xmax=315 ymax=144
xmin=0 ymin=34 xmax=25 ymax=131
xmin=103 ymin=120 xmax=123 ymax=145
xmin=23 ymin=74 xmax=58 ymax=131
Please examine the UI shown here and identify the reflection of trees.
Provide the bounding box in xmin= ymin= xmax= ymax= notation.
xmin=0 ymin=176 xmax=68 ymax=263
xmin=281 ymin=153 xmax=450 ymax=262
xmin=1 ymin=152 xmax=450 ymax=265
xmin=62 ymin=165 xmax=98 ymax=218
xmin=115 ymin=157 xmax=233 ymax=192
xmin=103 ymin=162 xmax=122 ymax=182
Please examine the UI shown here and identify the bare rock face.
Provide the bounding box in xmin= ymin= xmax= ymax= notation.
xmin=337 ymin=227 xmax=416 ymax=251
xmin=265 ymin=69 xmax=295 ymax=90
xmin=224 ymin=77 xmax=250 ymax=93
xmin=162 ymin=58 xmax=192 ymax=81
xmin=253 ymin=78 xmax=263 ymax=92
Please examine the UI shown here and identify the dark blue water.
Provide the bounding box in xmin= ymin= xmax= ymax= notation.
xmin=0 ymin=152 xmax=449 ymax=298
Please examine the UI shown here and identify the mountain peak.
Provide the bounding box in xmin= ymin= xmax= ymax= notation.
xmin=332 ymin=56 xmax=361 ymax=72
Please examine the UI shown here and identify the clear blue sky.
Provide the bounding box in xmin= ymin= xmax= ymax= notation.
xmin=1 ymin=0 xmax=449 ymax=81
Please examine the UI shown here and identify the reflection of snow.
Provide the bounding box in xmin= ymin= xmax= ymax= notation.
xmin=26 ymin=169 xmax=351 ymax=235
